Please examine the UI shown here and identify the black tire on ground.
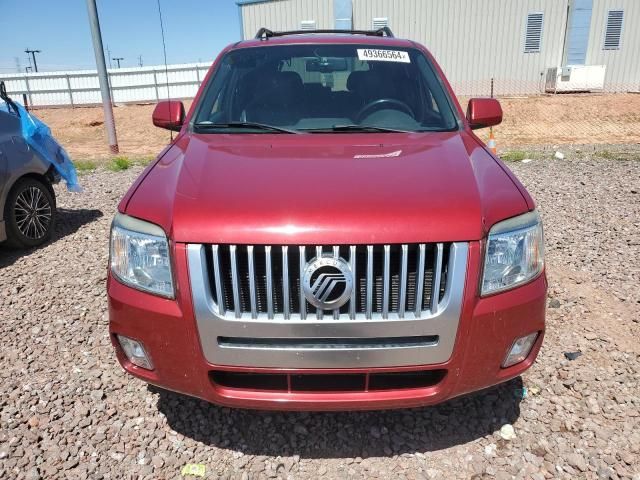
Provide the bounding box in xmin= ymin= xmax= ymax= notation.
xmin=4 ymin=177 xmax=56 ymax=248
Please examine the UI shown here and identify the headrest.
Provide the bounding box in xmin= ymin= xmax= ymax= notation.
xmin=275 ymin=72 xmax=303 ymax=92
xmin=347 ymin=71 xmax=368 ymax=92
xmin=254 ymin=71 xmax=303 ymax=104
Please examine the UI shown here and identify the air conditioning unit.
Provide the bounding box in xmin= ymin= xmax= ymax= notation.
xmin=545 ymin=65 xmax=606 ymax=93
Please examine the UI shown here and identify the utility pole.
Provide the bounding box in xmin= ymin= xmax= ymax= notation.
xmin=112 ymin=57 xmax=123 ymax=68
xmin=138 ymin=55 xmax=143 ymax=67
xmin=106 ymin=45 xmax=112 ymax=69
xmin=25 ymin=48 xmax=41 ymax=72
xmin=86 ymin=0 xmax=119 ymax=154
xmin=14 ymin=57 xmax=21 ymax=73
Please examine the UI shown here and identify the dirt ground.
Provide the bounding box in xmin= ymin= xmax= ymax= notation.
xmin=481 ymin=93 xmax=640 ymax=146
xmin=32 ymin=93 xmax=640 ymax=161
xmin=35 ymin=101 xmax=190 ymax=162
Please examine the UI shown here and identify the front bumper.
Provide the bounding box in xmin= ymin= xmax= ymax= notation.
xmin=108 ymin=242 xmax=547 ymax=411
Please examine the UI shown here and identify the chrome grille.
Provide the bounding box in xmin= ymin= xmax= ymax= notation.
xmin=204 ymin=244 xmax=450 ymax=321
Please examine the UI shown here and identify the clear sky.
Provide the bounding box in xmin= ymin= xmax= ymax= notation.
xmin=0 ymin=0 xmax=240 ymax=73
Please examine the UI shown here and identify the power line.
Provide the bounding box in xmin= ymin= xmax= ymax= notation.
xmin=25 ymin=48 xmax=41 ymax=72
xmin=156 ymin=0 xmax=173 ymax=141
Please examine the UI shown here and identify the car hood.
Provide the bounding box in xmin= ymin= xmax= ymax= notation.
xmin=124 ymin=131 xmax=530 ymax=244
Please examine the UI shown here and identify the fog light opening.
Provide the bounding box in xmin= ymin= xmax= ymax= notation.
xmin=117 ymin=335 xmax=154 ymax=370
xmin=502 ymin=332 xmax=539 ymax=368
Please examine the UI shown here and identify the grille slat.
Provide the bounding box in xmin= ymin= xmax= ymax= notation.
xmin=349 ymin=245 xmax=357 ymax=320
xmin=315 ymin=246 xmax=323 ymax=320
xmin=366 ymin=245 xmax=374 ymax=318
xmin=247 ymin=246 xmax=257 ymax=319
xmin=208 ymin=244 xmax=449 ymax=321
xmin=432 ymin=243 xmax=444 ymax=314
xmin=382 ymin=245 xmax=391 ymax=319
xmin=415 ymin=244 xmax=426 ymax=315
xmin=332 ymin=246 xmax=340 ymax=320
xmin=230 ymin=245 xmax=241 ymax=318
xmin=399 ymin=244 xmax=408 ymax=319
xmin=265 ymin=246 xmax=274 ymax=319
xmin=298 ymin=246 xmax=307 ymax=320
xmin=282 ymin=246 xmax=290 ymax=320
xmin=211 ymin=245 xmax=225 ymax=316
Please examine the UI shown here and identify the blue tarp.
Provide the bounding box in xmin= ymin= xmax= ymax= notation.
xmin=1 ymin=101 xmax=81 ymax=192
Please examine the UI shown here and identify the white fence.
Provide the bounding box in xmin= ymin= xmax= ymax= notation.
xmin=0 ymin=62 xmax=212 ymax=108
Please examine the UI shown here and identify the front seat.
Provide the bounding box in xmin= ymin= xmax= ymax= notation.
xmin=244 ymin=71 xmax=304 ymax=125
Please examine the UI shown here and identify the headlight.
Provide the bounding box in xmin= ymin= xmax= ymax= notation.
xmin=481 ymin=210 xmax=544 ymax=296
xmin=110 ymin=213 xmax=174 ymax=297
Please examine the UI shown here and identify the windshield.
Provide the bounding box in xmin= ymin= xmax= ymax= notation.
xmin=193 ymin=44 xmax=459 ymax=133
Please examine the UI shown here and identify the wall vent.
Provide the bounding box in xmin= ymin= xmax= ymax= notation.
xmin=603 ymin=10 xmax=624 ymax=50
xmin=524 ymin=13 xmax=544 ymax=53
xmin=372 ymin=17 xmax=388 ymax=30
xmin=300 ymin=20 xmax=317 ymax=30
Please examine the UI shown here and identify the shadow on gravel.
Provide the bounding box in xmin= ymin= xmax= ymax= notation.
xmin=0 ymin=208 xmax=102 ymax=269
xmin=153 ymin=377 xmax=523 ymax=458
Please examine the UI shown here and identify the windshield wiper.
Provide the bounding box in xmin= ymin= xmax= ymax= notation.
xmin=193 ymin=121 xmax=302 ymax=134
xmin=303 ymin=124 xmax=412 ymax=133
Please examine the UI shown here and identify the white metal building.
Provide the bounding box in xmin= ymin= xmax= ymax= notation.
xmin=236 ymin=0 xmax=640 ymax=95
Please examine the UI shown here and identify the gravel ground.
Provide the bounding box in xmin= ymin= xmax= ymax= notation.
xmin=1 ymin=156 xmax=639 ymax=480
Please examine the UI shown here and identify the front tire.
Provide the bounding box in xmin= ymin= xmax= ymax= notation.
xmin=4 ymin=178 xmax=56 ymax=248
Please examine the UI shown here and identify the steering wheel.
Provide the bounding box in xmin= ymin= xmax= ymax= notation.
xmin=355 ymin=98 xmax=414 ymax=123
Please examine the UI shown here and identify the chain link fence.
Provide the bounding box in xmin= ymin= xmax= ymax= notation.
xmin=2 ymin=66 xmax=639 ymax=153
xmin=453 ymin=77 xmax=640 ymax=152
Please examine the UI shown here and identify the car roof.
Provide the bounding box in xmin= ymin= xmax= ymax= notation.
xmin=232 ymin=33 xmax=417 ymax=50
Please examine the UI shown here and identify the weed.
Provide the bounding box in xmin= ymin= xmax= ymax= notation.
xmin=595 ymin=150 xmax=616 ymax=160
xmin=135 ymin=156 xmax=155 ymax=166
xmin=74 ymin=160 xmax=97 ymax=172
xmin=500 ymin=150 xmax=529 ymax=162
xmin=107 ymin=156 xmax=132 ymax=172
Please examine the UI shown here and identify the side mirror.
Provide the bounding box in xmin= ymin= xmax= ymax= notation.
xmin=152 ymin=100 xmax=185 ymax=131
xmin=466 ymin=98 xmax=502 ymax=130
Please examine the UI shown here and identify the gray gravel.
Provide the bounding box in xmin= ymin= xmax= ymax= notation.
xmin=1 ymin=156 xmax=639 ymax=480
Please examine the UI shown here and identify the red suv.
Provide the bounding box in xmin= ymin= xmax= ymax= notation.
xmin=108 ymin=28 xmax=546 ymax=410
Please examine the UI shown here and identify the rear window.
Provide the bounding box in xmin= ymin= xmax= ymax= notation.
xmin=193 ymin=43 xmax=459 ymax=133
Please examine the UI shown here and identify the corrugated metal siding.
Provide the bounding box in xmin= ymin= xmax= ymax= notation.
xmin=586 ymin=0 xmax=640 ymax=90
xmin=241 ymin=0 xmax=334 ymax=39
xmin=238 ymin=0 xmax=639 ymax=94
xmin=352 ymin=0 xmax=569 ymax=95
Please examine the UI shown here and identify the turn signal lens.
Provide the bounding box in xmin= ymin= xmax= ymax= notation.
xmin=502 ymin=332 xmax=539 ymax=368
xmin=117 ymin=335 xmax=153 ymax=370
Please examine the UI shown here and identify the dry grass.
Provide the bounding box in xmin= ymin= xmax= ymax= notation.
xmin=32 ymin=94 xmax=640 ymax=162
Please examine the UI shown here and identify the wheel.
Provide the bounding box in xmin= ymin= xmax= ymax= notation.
xmin=4 ymin=177 xmax=56 ymax=248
